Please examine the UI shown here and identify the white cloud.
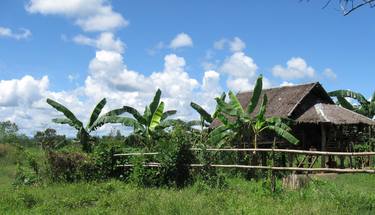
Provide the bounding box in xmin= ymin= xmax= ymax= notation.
xmin=280 ymin=81 xmax=295 ymax=87
xmin=0 ymin=76 xmax=49 ymax=106
xmin=213 ymin=39 xmax=226 ymax=50
xmin=84 ymin=50 xmax=202 ymax=119
xmin=0 ymin=26 xmax=31 ymax=40
xmin=147 ymin=41 xmax=164 ymax=56
xmin=169 ymin=33 xmax=193 ymax=49
xmin=213 ymin=37 xmax=246 ymax=52
xmin=220 ymin=52 xmax=257 ymax=79
xmin=219 ymin=52 xmax=270 ymax=92
xmin=202 ymin=70 xmax=220 ymax=92
xmin=323 ymin=68 xmax=337 ymax=80
xmin=73 ymin=32 xmax=125 ymax=53
xmin=272 ymin=57 xmax=315 ymax=80
xmin=26 ymin=0 xmax=128 ymax=32
xmin=229 ymin=37 xmax=246 ymax=52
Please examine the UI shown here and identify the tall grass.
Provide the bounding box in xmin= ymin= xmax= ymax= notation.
xmin=1 ymin=144 xmax=374 ymax=214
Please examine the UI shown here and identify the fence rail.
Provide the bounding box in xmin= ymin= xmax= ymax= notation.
xmin=116 ymin=163 xmax=375 ymax=173
xmin=114 ymin=148 xmax=375 ymax=157
xmin=114 ymin=148 xmax=375 ymax=174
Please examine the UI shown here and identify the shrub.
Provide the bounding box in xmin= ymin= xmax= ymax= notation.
xmin=128 ymin=125 xmax=196 ymax=188
xmin=46 ymin=151 xmax=97 ymax=182
xmin=91 ymin=138 xmax=124 ymax=179
xmin=13 ymin=145 xmax=45 ymax=186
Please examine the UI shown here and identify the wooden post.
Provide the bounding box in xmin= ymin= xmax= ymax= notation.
xmin=321 ymin=124 xmax=327 ymax=168
xmin=338 ymin=125 xmax=345 ymax=169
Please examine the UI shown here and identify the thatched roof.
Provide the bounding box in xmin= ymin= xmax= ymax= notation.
xmin=297 ymin=103 xmax=375 ymax=125
xmin=211 ymin=82 xmax=375 ymax=127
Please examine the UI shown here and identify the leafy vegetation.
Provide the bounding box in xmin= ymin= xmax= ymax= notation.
xmin=0 ymin=74 xmax=374 ymax=214
xmin=46 ymin=98 xmax=126 ymax=152
xmin=209 ymin=75 xmax=299 ymax=149
xmin=121 ymin=89 xmax=177 ymax=149
xmin=328 ymin=89 xmax=375 ymax=119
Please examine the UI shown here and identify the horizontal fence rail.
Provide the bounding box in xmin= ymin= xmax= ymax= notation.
xmin=114 ymin=148 xmax=375 ymax=174
xmin=116 ymin=163 xmax=375 ymax=173
xmin=114 ymin=148 xmax=375 ymax=157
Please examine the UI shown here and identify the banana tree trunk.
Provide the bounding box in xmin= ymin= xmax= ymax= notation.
xmin=253 ymin=134 xmax=257 ymax=154
xmin=80 ymin=129 xmax=91 ymax=153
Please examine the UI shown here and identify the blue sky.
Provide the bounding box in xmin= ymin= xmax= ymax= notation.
xmin=0 ymin=0 xmax=374 ymax=135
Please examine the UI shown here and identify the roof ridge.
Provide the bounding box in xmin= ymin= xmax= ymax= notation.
xmin=237 ymin=82 xmax=318 ymax=95
xmin=287 ymin=82 xmax=318 ymax=117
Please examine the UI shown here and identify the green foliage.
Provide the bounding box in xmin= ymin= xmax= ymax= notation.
xmin=329 ymin=89 xmax=375 ymax=119
xmin=91 ymin=138 xmax=124 ymax=180
xmin=13 ymin=145 xmax=46 ymax=186
xmin=46 ymin=98 xmax=126 ymax=152
xmin=122 ymin=89 xmax=177 ymax=149
xmin=210 ymin=75 xmax=299 ymax=149
xmin=46 ymin=151 xmax=97 ymax=182
xmin=128 ymin=125 xmax=195 ymax=188
xmin=2 ymin=173 xmax=375 ymax=214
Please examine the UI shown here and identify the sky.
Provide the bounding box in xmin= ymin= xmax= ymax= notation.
xmin=0 ymin=0 xmax=374 ymax=136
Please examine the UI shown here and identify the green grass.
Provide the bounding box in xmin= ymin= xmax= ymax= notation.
xmin=0 ymin=144 xmax=375 ymax=214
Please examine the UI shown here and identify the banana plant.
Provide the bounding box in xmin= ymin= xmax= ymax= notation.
xmin=190 ymin=92 xmax=226 ymax=130
xmin=209 ymin=75 xmax=299 ymax=150
xmin=46 ymin=98 xmax=126 ymax=152
xmin=122 ymin=89 xmax=177 ymax=148
xmin=328 ymin=90 xmax=375 ymax=119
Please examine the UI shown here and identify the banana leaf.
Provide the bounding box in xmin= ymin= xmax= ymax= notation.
xmin=52 ymin=118 xmax=81 ymax=130
xmin=87 ymin=98 xmax=106 ymax=129
xmin=329 ymin=90 xmax=369 ymax=106
xmin=149 ymin=102 xmax=164 ymax=131
xmin=149 ymin=88 xmax=162 ymax=115
xmin=124 ymin=106 xmax=147 ymax=125
xmin=161 ymin=110 xmax=177 ymax=121
xmin=47 ymin=98 xmax=83 ymax=129
xmin=190 ymin=102 xmax=213 ymax=123
xmin=247 ymin=75 xmax=263 ymax=114
xmin=267 ymin=125 xmax=299 ymax=145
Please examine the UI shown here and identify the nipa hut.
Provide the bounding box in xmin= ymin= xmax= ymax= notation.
xmin=211 ymin=82 xmax=375 ymax=155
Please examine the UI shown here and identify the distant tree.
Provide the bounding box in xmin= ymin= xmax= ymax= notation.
xmin=0 ymin=121 xmax=19 ymax=143
xmin=34 ymin=128 xmax=67 ymax=150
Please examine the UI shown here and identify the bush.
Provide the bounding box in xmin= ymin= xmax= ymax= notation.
xmin=91 ymin=138 xmax=124 ymax=179
xmin=13 ymin=145 xmax=45 ymax=186
xmin=46 ymin=151 xmax=97 ymax=182
xmin=128 ymin=125 xmax=196 ymax=188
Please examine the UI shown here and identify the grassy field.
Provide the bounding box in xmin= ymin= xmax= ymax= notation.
xmin=1 ymin=145 xmax=375 ymax=214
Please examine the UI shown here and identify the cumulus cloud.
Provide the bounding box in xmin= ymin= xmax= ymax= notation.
xmin=0 ymin=26 xmax=31 ymax=40
xmin=84 ymin=50 xmax=202 ymax=119
xmin=272 ymin=57 xmax=315 ymax=80
xmin=26 ymin=0 xmax=128 ymax=31
xmin=220 ymin=52 xmax=257 ymax=78
xmin=218 ymin=52 xmax=271 ymax=92
xmin=280 ymin=81 xmax=295 ymax=87
xmin=229 ymin=37 xmax=246 ymax=52
xmin=73 ymin=32 xmax=125 ymax=53
xmin=0 ymin=76 xmax=49 ymax=106
xmin=169 ymin=33 xmax=193 ymax=49
xmin=213 ymin=39 xmax=226 ymax=50
xmin=323 ymin=68 xmax=337 ymax=80
xmin=213 ymin=37 xmax=246 ymax=52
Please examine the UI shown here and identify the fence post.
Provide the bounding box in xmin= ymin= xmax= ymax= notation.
xmin=321 ymin=124 xmax=327 ymax=168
